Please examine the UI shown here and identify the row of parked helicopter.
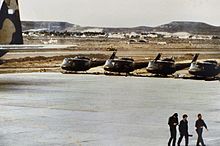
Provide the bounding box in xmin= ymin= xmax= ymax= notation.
xmin=61 ymin=52 xmax=220 ymax=79
xmin=0 ymin=0 xmax=218 ymax=80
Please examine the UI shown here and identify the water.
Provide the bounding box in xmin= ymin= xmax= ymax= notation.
xmin=0 ymin=73 xmax=219 ymax=146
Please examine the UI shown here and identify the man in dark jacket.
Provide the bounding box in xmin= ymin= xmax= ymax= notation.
xmin=195 ymin=114 xmax=208 ymax=146
xmin=168 ymin=113 xmax=179 ymax=146
xmin=177 ymin=114 xmax=189 ymax=146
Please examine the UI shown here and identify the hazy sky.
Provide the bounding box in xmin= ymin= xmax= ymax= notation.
xmin=3 ymin=0 xmax=220 ymax=27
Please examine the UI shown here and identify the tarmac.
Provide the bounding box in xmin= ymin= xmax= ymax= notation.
xmin=3 ymin=50 xmax=220 ymax=59
xmin=0 ymin=73 xmax=219 ymax=146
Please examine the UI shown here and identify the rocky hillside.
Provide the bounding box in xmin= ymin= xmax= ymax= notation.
xmin=21 ymin=21 xmax=220 ymax=35
xmin=22 ymin=21 xmax=76 ymax=32
xmin=154 ymin=21 xmax=220 ymax=35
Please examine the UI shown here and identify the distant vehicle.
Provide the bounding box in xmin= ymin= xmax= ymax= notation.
xmin=157 ymin=42 xmax=167 ymax=45
xmin=61 ymin=56 xmax=105 ymax=72
xmin=104 ymin=52 xmax=149 ymax=75
xmin=189 ymin=54 xmax=220 ymax=78
xmin=146 ymin=53 xmax=196 ymax=76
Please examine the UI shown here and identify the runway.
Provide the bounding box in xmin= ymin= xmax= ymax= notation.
xmin=0 ymin=73 xmax=219 ymax=146
xmin=3 ymin=50 xmax=220 ymax=59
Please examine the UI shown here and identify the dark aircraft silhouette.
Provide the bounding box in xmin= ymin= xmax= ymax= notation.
xmin=0 ymin=49 xmax=7 ymax=65
xmin=0 ymin=49 xmax=8 ymax=58
xmin=146 ymin=53 xmax=196 ymax=76
xmin=103 ymin=52 xmax=149 ymax=74
xmin=61 ymin=56 xmax=105 ymax=72
xmin=189 ymin=54 xmax=220 ymax=78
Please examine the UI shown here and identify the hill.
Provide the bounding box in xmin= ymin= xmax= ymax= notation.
xmin=154 ymin=21 xmax=220 ymax=35
xmin=21 ymin=21 xmax=220 ymax=35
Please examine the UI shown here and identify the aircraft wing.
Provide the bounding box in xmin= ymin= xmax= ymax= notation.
xmin=175 ymin=63 xmax=191 ymax=71
xmin=0 ymin=45 xmax=77 ymax=58
xmin=90 ymin=60 xmax=106 ymax=68
xmin=0 ymin=44 xmax=77 ymax=50
xmin=134 ymin=61 xmax=149 ymax=70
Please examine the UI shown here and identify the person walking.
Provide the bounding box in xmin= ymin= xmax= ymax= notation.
xmin=177 ymin=114 xmax=189 ymax=146
xmin=168 ymin=113 xmax=179 ymax=146
xmin=195 ymin=114 xmax=208 ymax=146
